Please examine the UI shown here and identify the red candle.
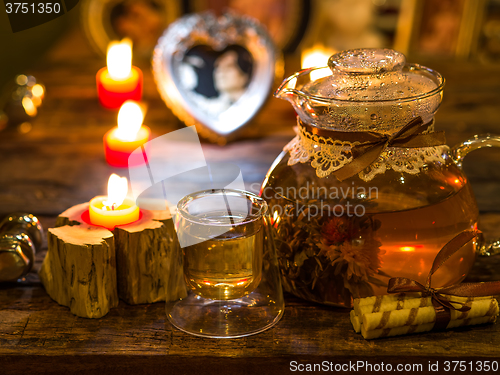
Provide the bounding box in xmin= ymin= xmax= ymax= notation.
xmin=104 ymin=101 xmax=150 ymax=167
xmin=96 ymin=39 xmax=143 ymax=109
xmin=89 ymin=174 xmax=140 ymax=229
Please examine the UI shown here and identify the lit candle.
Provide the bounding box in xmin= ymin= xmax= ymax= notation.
xmin=96 ymin=39 xmax=143 ymax=109
xmin=103 ymin=101 xmax=151 ymax=167
xmin=301 ymin=45 xmax=335 ymax=81
xmin=89 ymin=174 xmax=140 ymax=229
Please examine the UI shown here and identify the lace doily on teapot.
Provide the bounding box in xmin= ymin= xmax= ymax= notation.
xmin=284 ymin=123 xmax=449 ymax=182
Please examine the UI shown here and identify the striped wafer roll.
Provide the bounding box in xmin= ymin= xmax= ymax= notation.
xmin=361 ymin=315 xmax=497 ymax=340
xmin=354 ymin=294 xmax=431 ymax=317
xmin=362 ymin=322 xmax=435 ymax=340
xmin=350 ymin=310 xmax=361 ymax=333
xmin=354 ymin=293 xmax=494 ymax=317
xmin=362 ymin=298 xmax=499 ymax=331
xmin=353 ymin=293 xmax=422 ymax=309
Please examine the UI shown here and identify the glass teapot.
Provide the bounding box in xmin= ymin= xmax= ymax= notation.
xmin=261 ymin=49 xmax=500 ymax=307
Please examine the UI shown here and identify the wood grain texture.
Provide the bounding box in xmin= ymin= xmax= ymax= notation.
xmin=39 ymin=225 xmax=117 ymax=318
xmin=113 ymin=209 xmax=186 ymax=305
xmin=0 ymin=213 xmax=498 ymax=367
xmin=2 ymin=262 xmax=500 ymax=359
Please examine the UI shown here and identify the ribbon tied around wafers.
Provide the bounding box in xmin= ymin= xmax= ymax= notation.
xmin=387 ymin=230 xmax=500 ymax=330
xmin=300 ymin=116 xmax=446 ymax=181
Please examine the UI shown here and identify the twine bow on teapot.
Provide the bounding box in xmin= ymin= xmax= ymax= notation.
xmin=387 ymin=230 xmax=500 ymax=330
xmin=301 ymin=116 xmax=447 ymax=181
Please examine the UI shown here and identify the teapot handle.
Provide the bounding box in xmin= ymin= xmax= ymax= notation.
xmin=451 ymin=134 xmax=500 ymax=257
xmin=450 ymin=134 xmax=500 ymax=168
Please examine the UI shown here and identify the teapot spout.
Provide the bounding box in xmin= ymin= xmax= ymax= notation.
xmin=274 ymin=67 xmax=332 ymax=116
xmin=274 ymin=72 xmax=300 ymax=102
xmin=274 ymin=70 xmax=314 ymax=117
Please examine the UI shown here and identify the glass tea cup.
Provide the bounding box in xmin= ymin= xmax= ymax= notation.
xmin=166 ymin=189 xmax=284 ymax=338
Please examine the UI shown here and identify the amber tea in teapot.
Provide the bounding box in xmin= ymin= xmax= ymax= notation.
xmin=261 ymin=49 xmax=499 ymax=307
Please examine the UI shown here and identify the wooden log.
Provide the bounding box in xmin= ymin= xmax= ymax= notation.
xmin=38 ymin=225 xmax=118 ymax=318
xmin=113 ymin=209 xmax=186 ymax=305
xmin=151 ymin=210 xmax=187 ymax=304
xmin=40 ymin=202 xmax=186 ymax=314
xmin=55 ymin=202 xmax=89 ymax=227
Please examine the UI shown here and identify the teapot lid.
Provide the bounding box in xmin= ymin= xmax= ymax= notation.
xmin=304 ymin=49 xmax=441 ymax=101
xmin=276 ymin=48 xmax=444 ymax=132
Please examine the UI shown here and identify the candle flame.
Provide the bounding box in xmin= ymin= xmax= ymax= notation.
xmin=301 ymin=45 xmax=335 ymax=81
xmin=400 ymin=246 xmax=415 ymax=252
xmin=107 ymin=39 xmax=132 ymax=80
xmin=116 ymin=101 xmax=144 ymax=141
xmin=103 ymin=174 xmax=128 ymax=210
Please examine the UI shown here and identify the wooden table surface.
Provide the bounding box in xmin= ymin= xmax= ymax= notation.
xmin=2 ymin=26 xmax=500 ymax=374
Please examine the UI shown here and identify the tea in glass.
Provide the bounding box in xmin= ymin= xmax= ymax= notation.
xmin=166 ymin=189 xmax=284 ymax=338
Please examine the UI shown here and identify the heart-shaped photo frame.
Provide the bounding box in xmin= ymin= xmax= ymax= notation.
xmin=152 ymin=12 xmax=280 ymax=143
